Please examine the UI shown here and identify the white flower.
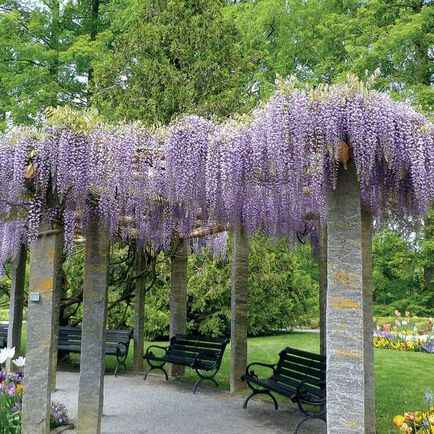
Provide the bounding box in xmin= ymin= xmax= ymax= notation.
xmin=6 ymin=347 xmax=15 ymax=360
xmin=12 ymin=356 xmax=26 ymax=368
xmin=402 ymin=320 xmax=408 ymax=326
xmin=0 ymin=348 xmax=8 ymax=364
xmin=0 ymin=347 xmax=16 ymax=364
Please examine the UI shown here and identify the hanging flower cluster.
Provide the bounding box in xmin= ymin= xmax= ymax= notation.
xmin=0 ymin=80 xmax=433 ymax=271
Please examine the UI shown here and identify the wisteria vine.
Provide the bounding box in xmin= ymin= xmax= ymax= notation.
xmin=0 ymin=80 xmax=433 ymax=271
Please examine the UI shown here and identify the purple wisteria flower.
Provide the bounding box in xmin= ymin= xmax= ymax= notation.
xmin=0 ymin=81 xmax=433 ymax=268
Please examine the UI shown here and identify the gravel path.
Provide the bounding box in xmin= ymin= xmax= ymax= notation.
xmin=53 ymin=371 xmax=326 ymax=434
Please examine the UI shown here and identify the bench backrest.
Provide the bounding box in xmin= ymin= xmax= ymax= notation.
xmin=58 ymin=326 xmax=132 ymax=347
xmin=168 ymin=334 xmax=229 ymax=366
xmin=0 ymin=324 xmax=7 ymax=348
xmin=273 ymin=347 xmax=326 ymax=397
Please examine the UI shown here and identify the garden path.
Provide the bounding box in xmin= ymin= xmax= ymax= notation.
xmin=54 ymin=370 xmax=326 ymax=434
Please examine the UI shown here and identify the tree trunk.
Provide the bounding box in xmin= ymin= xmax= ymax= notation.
xmin=230 ymin=225 xmax=249 ymax=393
xmin=169 ymin=239 xmax=188 ymax=377
xmin=7 ymin=245 xmax=26 ymax=358
xmin=77 ymin=211 xmax=110 ymax=434
xmin=423 ymin=212 xmax=434 ymax=299
xmin=87 ymin=0 xmax=100 ymax=100
xmin=326 ymin=161 xmax=375 ymax=434
xmin=319 ymin=226 xmax=327 ymax=356
xmin=133 ymin=246 xmax=146 ymax=372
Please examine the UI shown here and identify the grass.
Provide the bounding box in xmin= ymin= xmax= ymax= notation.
xmin=18 ymin=328 xmax=434 ymax=433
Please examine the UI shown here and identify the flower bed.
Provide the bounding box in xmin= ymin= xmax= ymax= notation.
xmin=393 ymin=407 xmax=434 ymax=433
xmin=0 ymin=347 xmax=70 ymax=432
xmin=373 ymin=312 xmax=434 ymax=353
xmin=373 ymin=330 xmax=434 ymax=353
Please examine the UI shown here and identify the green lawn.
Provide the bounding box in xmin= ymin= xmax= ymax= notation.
xmin=18 ymin=329 xmax=434 ymax=433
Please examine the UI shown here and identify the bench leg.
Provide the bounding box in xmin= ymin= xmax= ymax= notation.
xmin=144 ymin=363 xmax=168 ymax=381
xmin=297 ymin=399 xmax=326 ymax=417
xmin=114 ymin=359 xmax=127 ymax=377
xmin=243 ymin=388 xmax=279 ymax=410
xmin=115 ymin=348 xmax=129 ymax=377
xmin=293 ymin=410 xmax=326 ymax=434
xmin=193 ymin=368 xmax=220 ymax=394
xmin=193 ymin=377 xmax=219 ymax=394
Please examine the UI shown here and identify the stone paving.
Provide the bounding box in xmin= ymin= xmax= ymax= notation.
xmin=54 ymin=370 xmax=327 ymax=434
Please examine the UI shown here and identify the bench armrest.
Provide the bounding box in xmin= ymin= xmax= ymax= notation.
xmin=116 ymin=341 xmax=129 ymax=357
xmin=244 ymin=362 xmax=277 ymax=379
xmin=293 ymin=377 xmax=326 ymax=405
xmin=191 ymin=350 xmax=220 ymax=369
xmin=145 ymin=344 xmax=169 ymax=358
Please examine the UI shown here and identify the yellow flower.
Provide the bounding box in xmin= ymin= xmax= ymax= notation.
xmin=16 ymin=384 xmax=24 ymax=394
xmin=393 ymin=415 xmax=405 ymax=428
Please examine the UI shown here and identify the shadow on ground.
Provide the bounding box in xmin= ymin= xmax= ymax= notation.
xmin=54 ymin=370 xmax=326 ymax=434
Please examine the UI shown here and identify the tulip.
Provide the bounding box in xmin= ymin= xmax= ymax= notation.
xmin=0 ymin=348 xmax=8 ymax=365
xmin=13 ymin=356 xmax=26 ymax=368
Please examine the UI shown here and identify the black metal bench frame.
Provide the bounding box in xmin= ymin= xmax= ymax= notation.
xmin=241 ymin=347 xmax=326 ymax=434
xmin=58 ymin=326 xmax=133 ymax=376
xmin=0 ymin=324 xmax=7 ymax=349
xmin=143 ymin=333 xmax=229 ymax=393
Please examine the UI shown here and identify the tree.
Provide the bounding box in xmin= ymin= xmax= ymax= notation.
xmin=0 ymin=0 xmax=108 ymax=130
xmin=229 ymin=0 xmax=433 ymax=110
xmin=92 ymin=0 xmax=256 ymax=124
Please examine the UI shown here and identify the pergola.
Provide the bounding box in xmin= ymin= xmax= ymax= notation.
xmin=0 ymin=79 xmax=433 ymax=434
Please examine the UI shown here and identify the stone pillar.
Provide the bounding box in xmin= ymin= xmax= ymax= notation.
xmin=51 ymin=240 xmax=64 ymax=391
xmin=22 ymin=227 xmax=63 ymax=434
xmin=319 ymin=226 xmax=327 ymax=356
xmin=77 ymin=213 xmax=110 ymax=434
xmin=169 ymin=239 xmax=188 ymax=377
xmin=362 ymin=208 xmax=375 ymax=429
xmin=7 ymin=245 xmax=27 ymax=357
xmin=133 ymin=246 xmax=146 ymax=373
xmin=326 ymin=161 xmax=375 ymax=434
xmin=230 ymin=225 xmax=248 ymax=393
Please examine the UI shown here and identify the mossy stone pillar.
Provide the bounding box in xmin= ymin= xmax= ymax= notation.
xmin=230 ymin=225 xmax=248 ymax=393
xmin=77 ymin=212 xmax=110 ymax=434
xmin=7 ymin=245 xmax=26 ymax=357
xmin=326 ymin=161 xmax=375 ymax=433
xmin=51 ymin=239 xmax=64 ymax=391
xmin=133 ymin=246 xmax=146 ymax=372
xmin=22 ymin=226 xmax=63 ymax=434
xmin=169 ymin=239 xmax=188 ymax=377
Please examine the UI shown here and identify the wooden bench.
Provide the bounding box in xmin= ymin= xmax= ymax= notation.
xmin=0 ymin=324 xmax=7 ymax=349
xmin=143 ymin=333 xmax=230 ymax=393
xmin=241 ymin=347 xmax=326 ymax=433
xmin=58 ymin=326 xmax=133 ymax=376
